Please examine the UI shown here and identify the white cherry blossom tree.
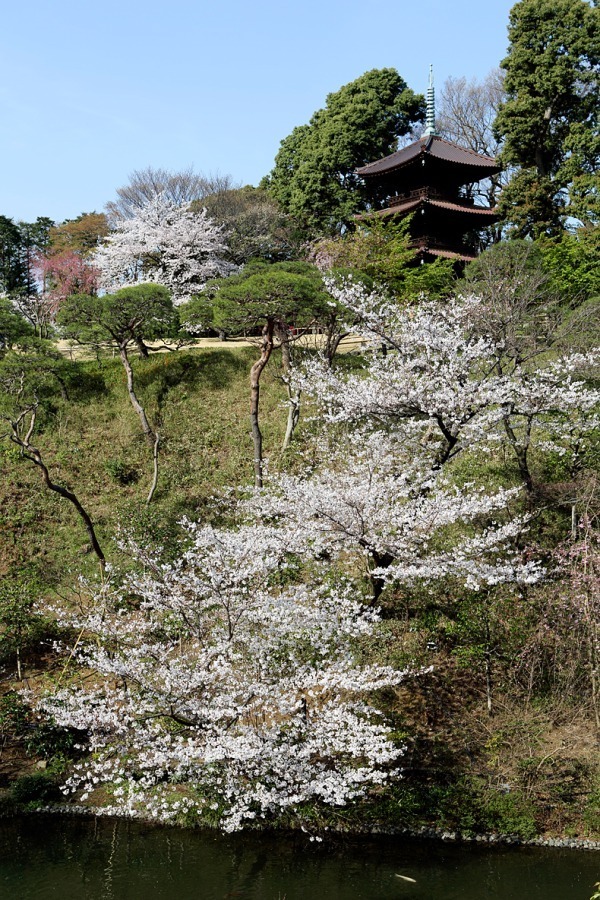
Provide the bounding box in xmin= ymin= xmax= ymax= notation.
xmin=243 ymin=434 xmax=541 ymax=600
xmin=94 ymin=194 xmax=235 ymax=305
xmin=296 ymin=279 xmax=600 ymax=482
xmin=37 ymin=278 xmax=599 ymax=832
xmin=42 ymin=523 xmax=407 ymax=831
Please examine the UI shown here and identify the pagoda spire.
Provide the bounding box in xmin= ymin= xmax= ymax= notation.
xmin=423 ymin=65 xmax=437 ymax=137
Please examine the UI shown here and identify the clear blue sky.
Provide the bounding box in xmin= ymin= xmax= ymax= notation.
xmin=1 ymin=0 xmax=515 ymax=224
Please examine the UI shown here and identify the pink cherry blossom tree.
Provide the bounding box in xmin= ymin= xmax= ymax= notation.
xmin=35 ymin=250 xmax=100 ymax=305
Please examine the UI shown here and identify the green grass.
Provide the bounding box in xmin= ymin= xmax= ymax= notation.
xmin=0 ymin=345 xmax=293 ymax=589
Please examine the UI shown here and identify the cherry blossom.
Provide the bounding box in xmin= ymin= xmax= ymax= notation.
xmin=94 ymin=194 xmax=235 ymax=305
xmin=41 ymin=524 xmax=410 ymax=831
xmin=37 ymin=278 xmax=599 ymax=832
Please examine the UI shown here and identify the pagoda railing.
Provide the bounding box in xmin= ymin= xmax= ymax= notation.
xmin=408 ymin=235 xmax=469 ymax=252
xmin=388 ymin=187 xmax=476 ymax=208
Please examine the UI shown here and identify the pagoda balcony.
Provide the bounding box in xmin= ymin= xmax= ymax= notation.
xmin=408 ymin=235 xmax=472 ymax=253
xmin=387 ymin=187 xmax=477 ymax=209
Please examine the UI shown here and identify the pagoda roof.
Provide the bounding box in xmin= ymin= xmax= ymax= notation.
xmin=356 ymin=135 xmax=501 ymax=179
xmin=410 ymin=242 xmax=479 ymax=263
xmin=365 ymin=195 xmax=498 ymax=219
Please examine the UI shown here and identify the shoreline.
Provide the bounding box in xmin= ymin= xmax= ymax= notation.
xmin=26 ymin=803 xmax=600 ymax=852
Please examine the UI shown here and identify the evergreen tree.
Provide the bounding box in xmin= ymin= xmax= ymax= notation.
xmin=494 ymin=0 xmax=600 ymax=236
xmin=263 ymin=69 xmax=424 ymax=236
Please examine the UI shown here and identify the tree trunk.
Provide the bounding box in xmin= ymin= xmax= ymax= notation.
xmin=278 ymin=325 xmax=301 ymax=453
xmin=10 ymin=412 xmax=106 ymax=569
xmin=118 ymin=343 xmax=161 ymax=502
xmin=135 ymin=334 xmax=150 ymax=358
xmin=53 ymin=374 xmax=69 ymax=401
xmin=281 ymin=382 xmax=301 ymax=453
xmin=503 ymin=414 xmax=534 ymax=495
xmin=250 ymin=319 xmax=274 ymax=488
xmin=118 ymin=345 xmax=156 ymax=448
xmin=368 ymin=548 xmax=395 ymax=602
xmin=146 ymin=432 xmax=160 ymax=505
xmin=324 ymin=328 xmax=348 ymax=367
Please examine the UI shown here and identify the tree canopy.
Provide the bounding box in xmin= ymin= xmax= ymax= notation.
xmin=48 ymin=212 xmax=109 ymax=256
xmin=0 ymin=297 xmax=34 ymax=351
xmin=58 ymin=284 xmax=178 ymax=351
xmin=196 ymin=260 xmax=329 ymax=336
xmin=262 ymin=68 xmax=424 ymax=236
xmin=192 ymin=185 xmax=301 ymax=265
xmin=494 ymin=0 xmax=600 ymax=235
xmin=94 ymin=194 xmax=234 ymax=304
xmin=312 ymin=217 xmax=454 ymax=300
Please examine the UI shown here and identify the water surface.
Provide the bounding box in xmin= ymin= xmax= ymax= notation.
xmin=1 ymin=815 xmax=598 ymax=900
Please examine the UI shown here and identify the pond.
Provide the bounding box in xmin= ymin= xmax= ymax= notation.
xmin=1 ymin=815 xmax=598 ymax=900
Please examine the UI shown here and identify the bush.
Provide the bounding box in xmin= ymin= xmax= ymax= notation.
xmin=10 ymin=772 xmax=61 ymax=805
xmin=105 ymin=458 xmax=140 ymax=485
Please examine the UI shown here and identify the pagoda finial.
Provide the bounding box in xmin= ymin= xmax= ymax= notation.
xmin=423 ymin=65 xmax=437 ymax=137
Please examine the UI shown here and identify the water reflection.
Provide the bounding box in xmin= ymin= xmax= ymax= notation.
xmin=0 ymin=815 xmax=598 ymax=900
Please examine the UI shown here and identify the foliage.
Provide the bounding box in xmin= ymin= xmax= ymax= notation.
xmin=263 ymin=68 xmax=424 ymax=235
xmin=58 ymin=283 xmax=178 ymax=349
xmin=104 ymin=458 xmax=140 ymax=485
xmin=494 ymin=0 xmax=600 ymax=235
xmin=193 ymin=185 xmax=302 ymax=265
xmin=9 ymin=772 xmax=61 ymax=806
xmin=0 ymin=216 xmax=28 ymax=295
xmin=312 ymin=216 xmax=454 ymax=299
xmin=184 ymin=260 xmax=329 ymax=336
xmin=0 ymin=692 xmax=80 ymax=761
xmin=0 ymin=339 xmax=75 ymax=415
xmin=0 ymin=216 xmax=53 ymax=298
xmin=536 ymin=230 xmax=600 ymax=304
xmin=0 ymin=298 xmax=34 ymax=351
xmin=48 ymin=212 xmax=109 ymax=256
xmin=0 ymin=692 xmax=29 ymax=741
xmin=0 ymin=580 xmax=55 ymax=672
xmin=462 ymin=236 xmax=600 ymax=365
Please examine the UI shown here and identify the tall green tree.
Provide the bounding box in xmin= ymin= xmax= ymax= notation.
xmin=0 ymin=217 xmax=27 ymax=295
xmin=262 ymin=69 xmax=424 ymax=236
xmin=0 ymin=217 xmax=54 ymax=297
xmin=494 ymin=0 xmax=600 ymax=236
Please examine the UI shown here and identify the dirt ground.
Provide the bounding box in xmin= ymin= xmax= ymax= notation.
xmin=55 ymin=334 xmax=365 ymax=360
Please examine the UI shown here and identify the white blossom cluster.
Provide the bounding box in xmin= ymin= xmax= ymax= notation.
xmin=296 ymin=280 xmax=600 ymax=466
xmin=41 ymin=525 xmax=409 ymax=831
xmin=243 ymin=433 xmax=541 ymax=592
xmin=94 ymin=194 xmax=235 ymax=305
